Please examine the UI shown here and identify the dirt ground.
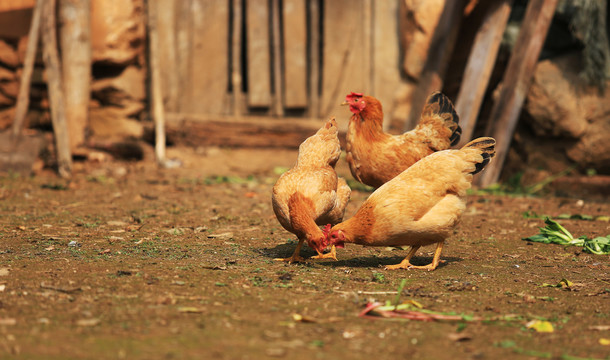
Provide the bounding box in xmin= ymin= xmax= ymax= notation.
xmin=0 ymin=146 xmax=609 ymax=360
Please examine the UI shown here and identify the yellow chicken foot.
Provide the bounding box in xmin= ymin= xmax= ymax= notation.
xmin=274 ymin=239 xmax=306 ymax=264
xmin=384 ymin=245 xmax=420 ymax=270
xmin=386 ymin=243 xmax=444 ymax=271
xmin=310 ymin=245 xmax=338 ymax=261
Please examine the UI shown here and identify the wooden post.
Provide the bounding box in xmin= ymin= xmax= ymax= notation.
xmin=362 ymin=0 xmax=372 ymax=94
xmin=42 ymin=0 xmax=72 ymax=178
xmin=477 ymin=0 xmax=558 ymax=187
xmin=59 ymin=0 xmax=91 ymax=153
xmin=271 ymin=0 xmax=283 ymax=116
xmin=155 ymin=0 xmax=178 ymax=112
xmin=245 ymin=0 xmax=272 ymax=108
xmin=12 ymin=0 xmax=43 ymax=139
xmin=147 ymin=0 xmax=166 ymax=165
xmin=282 ymin=0 xmax=307 ymax=109
xmin=403 ymin=0 xmax=466 ymax=132
xmin=175 ymin=0 xmax=192 ymax=114
xmin=231 ymin=0 xmax=243 ymax=116
xmin=307 ymin=0 xmax=320 ymax=117
xmin=455 ymin=0 xmax=513 ymax=147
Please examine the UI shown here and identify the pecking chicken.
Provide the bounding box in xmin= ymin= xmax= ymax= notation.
xmin=343 ymin=92 xmax=462 ymax=188
xmin=324 ymin=137 xmax=496 ymax=271
xmin=272 ymin=117 xmax=351 ymax=263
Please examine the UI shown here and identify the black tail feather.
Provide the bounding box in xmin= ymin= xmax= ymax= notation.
xmin=462 ymin=137 xmax=496 ymax=175
xmin=426 ymin=92 xmax=461 ymax=146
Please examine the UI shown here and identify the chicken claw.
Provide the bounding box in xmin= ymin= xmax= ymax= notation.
xmin=310 ymin=245 xmax=338 ymax=261
xmin=274 ymin=255 xmax=306 ymax=264
xmin=274 ymin=240 xmax=306 ymax=264
xmin=385 ymin=243 xmax=444 ymax=271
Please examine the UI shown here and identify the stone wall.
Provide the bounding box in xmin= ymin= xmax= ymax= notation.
xmin=504 ymin=52 xmax=610 ymax=188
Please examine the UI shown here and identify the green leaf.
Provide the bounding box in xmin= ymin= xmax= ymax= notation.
xmin=583 ymin=235 xmax=610 ymax=255
xmin=523 ymin=218 xmax=610 ymax=254
xmin=558 ymin=278 xmax=573 ymax=289
xmin=523 ymin=218 xmax=577 ymax=245
xmin=541 ymin=278 xmax=572 ymax=289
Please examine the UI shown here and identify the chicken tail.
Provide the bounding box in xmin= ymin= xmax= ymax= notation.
xmin=461 ymin=137 xmax=496 ymax=175
xmin=418 ymin=92 xmax=462 ymax=149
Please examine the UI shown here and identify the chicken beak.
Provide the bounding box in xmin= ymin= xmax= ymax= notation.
xmin=340 ymin=101 xmax=348 ymax=106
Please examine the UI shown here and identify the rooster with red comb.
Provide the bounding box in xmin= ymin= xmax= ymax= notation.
xmin=343 ymin=91 xmax=462 ymax=188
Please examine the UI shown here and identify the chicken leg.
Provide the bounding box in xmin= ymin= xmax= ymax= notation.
xmin=384 ymin=245 xmax=420 ymax=270
xmin=310 ymin=245 xmax=337 ymax=261
xmin=274 ymin=239 xmax=306 ymax=264
xmin=385 ymin=242 xmax=444 ymax=271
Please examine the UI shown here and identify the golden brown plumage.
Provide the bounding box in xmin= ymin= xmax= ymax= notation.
xmin=344 ymin=92 xmax=462 ymax=188
xmin=272 ymin=117 xmax=351 ymax=263
xmin=326 ymin=137 xmax=496 ymax=271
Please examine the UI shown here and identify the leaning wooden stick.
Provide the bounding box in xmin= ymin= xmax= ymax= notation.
xmin=146 ymin=0 xmax=167 ymax=166
xmin=41 ymin=0 xmax=72 ymax=178
xmin=12 ymin=0 xmax=44 ymax=141
xmin=455 ymin=0 xmax=514 ymax=147
xmin=477 ymin=0 xmax=558 ymax=187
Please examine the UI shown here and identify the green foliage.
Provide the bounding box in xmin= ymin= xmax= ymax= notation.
xmin=473 ymin=166 xmax=576 ymax=196
xmin=371 ymin=272 xmax=385 ymax=283
xmin=523 ymin=218 xmax=610 ymax=255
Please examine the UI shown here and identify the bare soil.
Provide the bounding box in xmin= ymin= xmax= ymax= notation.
xmin=1 ymin=146 xmax=609 ymax=360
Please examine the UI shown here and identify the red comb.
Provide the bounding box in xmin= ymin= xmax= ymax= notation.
xmin=345 ymin=92 xmax=363 ymax=101
xmin=322 ymin=224 xmax=332 ymax=236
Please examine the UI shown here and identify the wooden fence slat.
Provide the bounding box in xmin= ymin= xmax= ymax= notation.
xmin=477 ymin=0 xmax=558 ymax=187
xmin=186 ymin=0 xmax=229 ymax=115
xmin=321 ymin=0 xmax=367 ymax=125
xmin=403 ymin=0 xmax=465 ymax=132
xmin=155 ymin=0 xmax=178 ymax=112
xmin=42 ymin=0 xmax=71 ymax=178
xmin=176 ymin=0 xmax=193 ymax=114
xmin=455 ymin=0 xmax=513 ymax=146
xmin=282 ymin=0 xmax=307 ymax=109
xmin=246 ymin=0 xmax=271 ymax=108
xmin=373 ymin=0 xmax=401 ymax=131
xmin=147 ymin=0 xmax=167 ymax=165
xmin=231 ymin=0 xmax=243 ymax=115
xmin=271 ymin=0 xmax=283 ymax=115
xmin=307 ymin=0 xmax=320 ymax=117
xmin=59 ymin=0 xmax=91 ymax=152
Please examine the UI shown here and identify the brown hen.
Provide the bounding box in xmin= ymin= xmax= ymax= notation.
xmin=272 ymin=118 xmax=351 ymax=263
xmin=344 ymin=92 xmax=462 ymax=188
xmin=326 ymin=137 xmax=495 ymax=271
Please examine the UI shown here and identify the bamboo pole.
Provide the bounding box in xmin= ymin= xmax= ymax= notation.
xmin=59 ymin=0 xmax=91 ymax=152
xmin=455 ymin=0 xmax=513 ymax=147
xmin=155 ymin=0 xmax=178 ymax=112
xmin=41 ymin=0 xmax=72 ymax=178
xmin=477 ymin=0 xmax=558 ymax=187
xmin=12 ymin=0 xmax=43 ymax=140
xmin=147 ymin=0 xmax=167 ymax=166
